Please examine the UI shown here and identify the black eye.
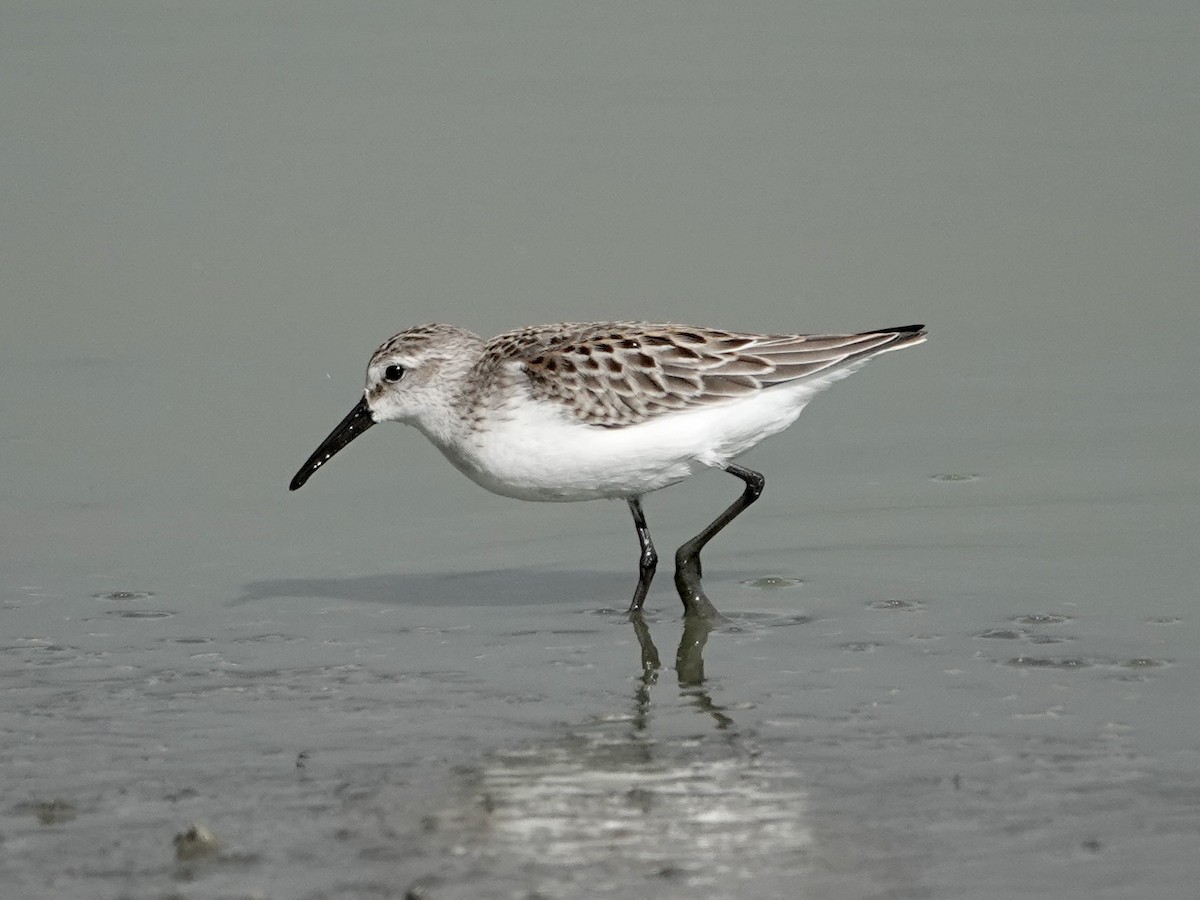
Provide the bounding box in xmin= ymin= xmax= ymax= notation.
xmin=383 ymin=364 xmax=405 ymax=383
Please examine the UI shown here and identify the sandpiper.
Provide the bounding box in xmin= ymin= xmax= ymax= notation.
xmin=290 ymin=321 xmax=925 ymax=617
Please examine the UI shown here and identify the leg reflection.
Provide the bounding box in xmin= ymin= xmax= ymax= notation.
xmin=627 ymin=612 xmax=733 ymax=730
xmin=675 ymin=614 xmax=712 ymax=687
xmin=630 ymin=612 xmax=661 ymax=681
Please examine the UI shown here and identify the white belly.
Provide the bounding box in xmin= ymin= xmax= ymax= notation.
xmin=422 ymin=386 xmax=813 ymax=502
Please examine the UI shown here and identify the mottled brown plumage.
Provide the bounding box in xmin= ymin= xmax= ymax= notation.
xmin=469 ymin=322 xmax=924 ymax=428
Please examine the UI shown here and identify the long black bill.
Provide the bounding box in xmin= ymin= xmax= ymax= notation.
xmin=289 ymin=397 xmax=376 ymax=491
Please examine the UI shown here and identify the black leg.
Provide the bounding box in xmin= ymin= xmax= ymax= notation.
xmin=627 ymin=496 xmax=657 ymax=613
xmin=673 ymin=463 xmax=765 ymax=618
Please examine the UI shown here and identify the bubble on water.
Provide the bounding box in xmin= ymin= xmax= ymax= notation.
xmin=974 ymin=629 xmax=1023 ymax=640
xmin=1119 ymin=658 xmax=1165 ymax=669
xmin=718 ymin=612 xmax=813 ymax=632
xmin=740 ymin=576 xmax=803 ymax=590
xmin=1006 ymin=656 xmax=1090 ymax=669
xmin=92 ymin=591 xmax=155 ymax=601
xmin=840 ymin=641 xmax=883 ymax=653
xmin=1026 ymin=634 xmax=1072 ymax=645
xmin=1011 ymin=613 xmax=1071 ymax=625
xmin=869 ymin=599 xmax=925 ymax=612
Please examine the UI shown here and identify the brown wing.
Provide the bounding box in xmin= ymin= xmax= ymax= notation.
xmin=493 ymin=322 xmax=925 ymax=428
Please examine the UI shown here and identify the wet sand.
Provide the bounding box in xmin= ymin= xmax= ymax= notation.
xmin=3 ymin=561 xmax=1193 ymax=898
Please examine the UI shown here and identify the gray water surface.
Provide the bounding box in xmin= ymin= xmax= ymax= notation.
xmin=2 ymin=3 xmax=1198 ymax=898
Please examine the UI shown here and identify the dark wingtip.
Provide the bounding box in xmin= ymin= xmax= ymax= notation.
xmin=874 ymin=324 xmax=925 ymax=335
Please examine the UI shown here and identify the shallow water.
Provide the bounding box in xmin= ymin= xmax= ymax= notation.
xmin=5 ymin=580 xmax=1194 ymax=898
xmin=3 ymin=2 xmax=1198 ymax=898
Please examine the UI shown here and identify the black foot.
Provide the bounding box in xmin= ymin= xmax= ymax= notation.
xmin=672 ymin=464 xmax=765 ymax=618
xmin=626 ymin=496 xmax=658 ymax=613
